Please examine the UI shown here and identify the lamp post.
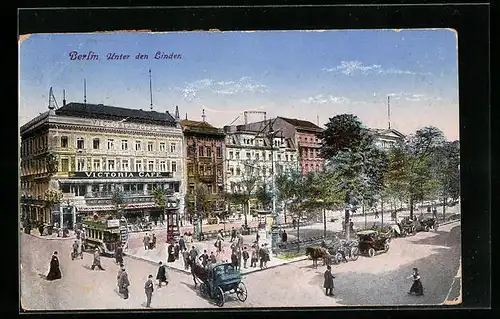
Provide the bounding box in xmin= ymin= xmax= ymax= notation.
xmin=267 ymin=126 xmax=284 ymax=253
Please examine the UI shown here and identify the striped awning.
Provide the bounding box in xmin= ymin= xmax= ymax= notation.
xmin=75 ymin=202 xmax=157 ymax=212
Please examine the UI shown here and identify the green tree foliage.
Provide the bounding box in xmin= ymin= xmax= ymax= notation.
xmin=255 ymin=184 xmax=273 ymax=210
xmin=111 ymin=189 xmax=127 ymax=218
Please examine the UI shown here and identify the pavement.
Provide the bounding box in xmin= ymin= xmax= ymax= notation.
xmin=19 ymin=220 xmax=461 ymax=310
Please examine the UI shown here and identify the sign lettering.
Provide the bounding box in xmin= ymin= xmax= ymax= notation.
xmin=70 ymin=171 xmax=173 ymax=179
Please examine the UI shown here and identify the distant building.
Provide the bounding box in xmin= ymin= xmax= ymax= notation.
xmin=181 ymin=119 xmax=226 ymax=220
xmin=20 ymin=102 xmax=184 ymax=229
xmin=243 ymin=117 xmax=324 ymax=175
xmin=369 ymin=128 xmax=406 ymax=150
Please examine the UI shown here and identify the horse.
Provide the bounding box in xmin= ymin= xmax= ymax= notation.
xmin=305 ymin=246 xmax=330 ymax=269
xmin=186 ymin=257 xmax=208 ymax=286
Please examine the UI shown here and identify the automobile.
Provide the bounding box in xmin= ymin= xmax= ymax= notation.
xmin=356 ymin=230 xmax=390 ymax=257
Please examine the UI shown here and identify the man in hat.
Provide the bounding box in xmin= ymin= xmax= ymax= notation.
xmin=91 ymin=248 xmax=105 ymax=270
xmin=118 ymin=266 xmax=130 ymax=299
xmin=144 ymin=274 xmax=154 ymax=307
xmin=115 ymin=244 xmax=124 ymax=264
xmin=156 ymin=261 xmax=168 ymax=287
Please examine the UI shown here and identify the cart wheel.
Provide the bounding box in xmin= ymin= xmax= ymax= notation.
xmin=215 ymin=287 xmax=225 ymax=307
xmin=434 ymin=224 xmax=439 ymax=231
xmin=236 ymin=282 xmax=248 ymax=302
xmin=335 ymin=253 xmax=343 ymax=264
xmin=368 ymin=248 xmax=376 ymax=257
xmin=384 ymin=243 xmax=390 ymax=253
xmin=200 ymin=282 xmax=208 ymax=297
xmin=424 ymin=225 xmax=430 ymax=232
xmin=350 ymin=247 xmax=359 ymax=261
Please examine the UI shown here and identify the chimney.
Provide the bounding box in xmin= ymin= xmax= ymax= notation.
xmin=175 ymin=105 xmax=180 ymax=121
xmin=63 ymin=89 xmax=66 ymax=106
xmin=185 ymin=113 xmax=188 ymax=120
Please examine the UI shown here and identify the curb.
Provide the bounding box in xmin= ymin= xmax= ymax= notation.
xmin=23 ymin=232 xmax=76 ymax=241
xmin=125 ymin=254 xmax=309 ymax=276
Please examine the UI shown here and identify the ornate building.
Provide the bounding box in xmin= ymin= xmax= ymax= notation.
xmin=369 ymin=128 xmax=406 ymax=150
xmin=20 ymin=102 xmax=185 ymax=229
xmin=181 ymin=118 xmax=226 ymax=221
xmin=243 ymin=117 xmax=324 ymax=175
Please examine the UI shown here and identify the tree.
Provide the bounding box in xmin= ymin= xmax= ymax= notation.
xmin=230 ymin=174 xmax=259 ymax=227
xmin=255 ymin=184 xmax=273 ymax=210
xmin=151 ymin=187 xmax=166 ymax=223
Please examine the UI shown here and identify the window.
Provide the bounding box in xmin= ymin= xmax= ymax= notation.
xmin=208 ymin=184 xmax=213 ymax=194
xmin=278 ymin=154 xmax=281 ymax=161
xmin=148 ymin=160 xmax=154 ymax=171
xmin=159 ymin=142 xmax=166 ymax=152
xmin=206 ymin=146 xmax=212 ymax=158
xmin=92 ymin=159 xmax=101 ymax=171
xmin=206 ymin=166 xmax=212 ymax=176
xmin=147 ymin=142 xmax=154 ymax=152
xmin=187 ymin=164 xmax=193 ymax=176
xmin=216 ymin=146 xmax=222 ymax=158
xmin=61 ymin=136 xmax=68 ymax=148
xmin=135 ymin=141 xmax=142 ymax=151
xmin=229 ymin=151 xmax=234 ymax=160
xmin=77 ymin=158 xmax=86 ymax=171
xmin=198 ymin=146 xmax=204 ymax=157
xmin=290 ymin=155 xmax=294 ymax=161
xmin=121 ymin=159 xmax=129 ymax=171
xmin=255 ymin=153 xmax=260 ymax=160
xmin=160 ymin=161 xmax=166 ymax=172
xmin=77 ymin=138 xmax=85 ymax=149
xmin=93 ymin=138 xmax=100 ymax=149
xmin=230 ymin=167 xmax=234 ymax=175
xmin=61 ymin=158 xmax=69 ymax=172
xmin=107 ymin=160 xmax=115 ymax=171
xmin=170 ymin=143 xmax=176 ymax=153
xmin=107 ymin=139 xmax=114 ymax=150
xmin=246 ymin=152 xmax=251 ymax=159
xmin=269 ymin=153 xmax=272 ymax=160
xmin=199 ymin=165 xmax=205 ymax=175
xmin=135 ymin=160 xmax=142 ymax=171
xmin=171 ymin=161 xmax=177 ymax=172
xmin=236 ymin=167 xmax=240 ymax=176
xmin=121 ymin=140 xmax=128 ymax=150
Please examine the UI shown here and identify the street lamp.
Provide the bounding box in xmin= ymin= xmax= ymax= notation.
xmin=266 ymin=125 xmax=284 ymax=252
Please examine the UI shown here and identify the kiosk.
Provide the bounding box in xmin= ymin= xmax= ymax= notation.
xmin=165 ymin=197 xmax=180 ymax=243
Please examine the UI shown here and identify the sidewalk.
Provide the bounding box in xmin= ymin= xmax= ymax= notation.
xmin=22 ymin=229 xmax=76 ymax=241
xmin=125 ymin=233 xmax=307 ymax=276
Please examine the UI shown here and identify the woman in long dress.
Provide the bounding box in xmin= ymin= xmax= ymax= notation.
xmin=46 ymin=251 xmax=62 ymax=281
xmin=167 ymin=242 xmax=176 ymax=262
xmin=407 ymin=267 xmax=424 ymax=296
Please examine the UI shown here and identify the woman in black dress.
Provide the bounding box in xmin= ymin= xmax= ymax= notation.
xmin=407 ymin=267 xmax=424 ymax=296
xmin=46 ymin=251 xmax=62 ymax=281
xmin=167 ymin=242 xmax=176 ymax=262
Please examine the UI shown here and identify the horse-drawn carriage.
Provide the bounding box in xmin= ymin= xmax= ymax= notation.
xmin=306 ymin=237 xmax=360 ymax=267
xmin=191 ymin=262 xmax=248 ymax=307
xmin=356 ymin=230 xmax=390 ymax=257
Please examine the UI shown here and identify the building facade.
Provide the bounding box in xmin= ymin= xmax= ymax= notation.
xmin=20 ymin=102 xmax=185 ymax=229
xmin=369 ymin=128 xmax=405 ymax=150
xmin=243 ymin=117 xmax=324 ymax=175
xmin=181 ymin=119 xmax=226 ymax=220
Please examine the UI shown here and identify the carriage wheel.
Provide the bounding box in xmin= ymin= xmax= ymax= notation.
xmin=368 ymin=248 xmax=376 ymax=257
xmin=424 ymin=225 xmax=430 ymax=232
xmin=215 ymin=287 xmax=225 ymax=307
xmin=335 ymin=253 xmax=343 ymax=264
xmin=434 ymin=223 xmax=439 ymax=231
xmin=236 ymin=282 xmax=248 ymax=302
xmin=200 ymin=282 xmax=208 ymax=297
xmin=350 ymin=247 xmax=359 ymax=261
xmin=383 ymin=243 xmax=390 ymax=253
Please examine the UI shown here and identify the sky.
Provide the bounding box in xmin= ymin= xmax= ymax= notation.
xmin=19 ymin=29 xmax=459 ymax=141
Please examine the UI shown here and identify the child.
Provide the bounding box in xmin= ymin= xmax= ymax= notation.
xmin=323 ymin=265 xmax=335 ymax=296
xmin=242 ymin=247 xmax=250 ymax=268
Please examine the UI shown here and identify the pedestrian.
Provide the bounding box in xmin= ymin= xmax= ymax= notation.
xmin=143 ymin=233 xmax=150 ymax=250
xmin=72 ymin=240 xmax=79 ymax=260
xmin=349 ymin=219 xmax=354 ymax=233
xmin=375 ymin=211 xmax=379 ymax=219
xmin=323 ymin=265 xmax=335 ymax=296
xmin=255 ymin=232 xmax=260 ymax=244
xmin=144 ymin=274 xmax=154 ymax=307
xmin=149 ymin=233 xmax=156 ymax=250
xmin=231 ymin=250 xmax=238 ymax=269
xmin=198 ymin=249 xmax=209 ymax=267
xmin=251 ymin=247 xmax=258 ymax=267
xmin=237 ymin=249 xmax=242 ymax=270
xmin=46 ymin=251 xmax=62 ymax=281
xmin=156 ymin=261 xmax=169 ymax=287
xmin=167 ymin=241 xmax=175 ymax=262
xmin=242 ymin=247 xmax=250 ymax=268
xmin=407 ymin=267 xmax=424 ymax=296
xmin=91 ymin=248 xmax=105 ymax=270
xmin=432 ymin=208 xmax=438 ymax=219
xmin=189 ymin=246 xmax=198 ymax=264
xmin=182 ymin=250 xmax=190 ymax=270
xmin=179 ymin=235 xmax=186 ymax=252
xmin=174 ymin=241 xmax=180 ymax=260
xmin=263 ymin=243 xmax=270 ymax=268
xmin=115 ymin=244 xmax=124 ymax=264
xmin=209 ymin=251 xmax=217 ymax=264
xmin=118 ymin=266 xmax=130 ymax=299
xmin=215 ymin=230 xmax=224 ymax=255
xmin=236 ymin=232 xmax=244 ymax=249
xmin=281 ymin=229 xmax=287 ymax=243
xmin=259 ymin=244 xmax=265 ymax=269
xmin=117 ymin=263 xmax=124 ymax=289
xmin=230 ymin=227 xmax=236 ymax=242
xmin=292 ymin=218 xmax=297 ymax=229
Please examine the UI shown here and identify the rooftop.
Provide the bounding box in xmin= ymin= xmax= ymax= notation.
xmin=54 ymin=102 xmax=177 ymax=126
xmin=181 ymin=119 xmax=225 ymax=136
xmin=278 ymin=117 xmax=324 ymax=132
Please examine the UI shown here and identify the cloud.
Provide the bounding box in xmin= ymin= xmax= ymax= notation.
xmin=180 ymin=77 xmax=268 ymax=102
xmin=300 ymin=94 xmax=350 ymax=104
xmin=322 ymin=60 xmax=431 ymax=76
xmin=387 ymin=92 xmax=434 ymax=102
